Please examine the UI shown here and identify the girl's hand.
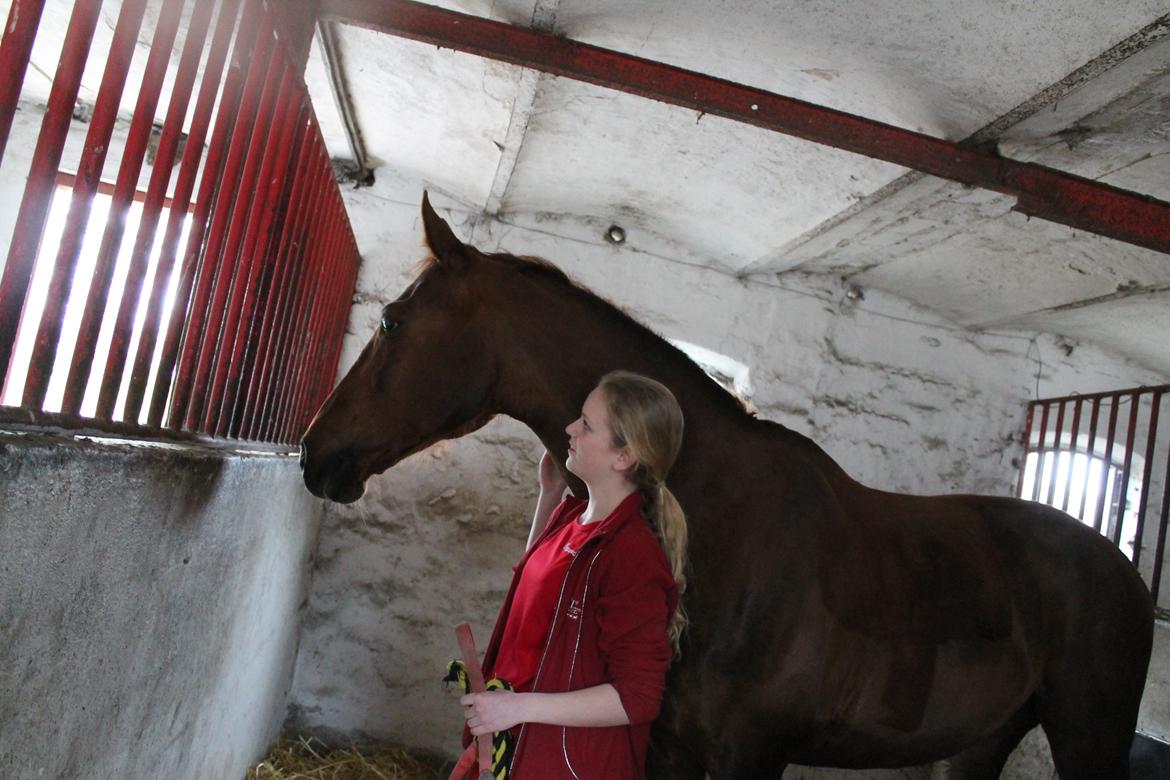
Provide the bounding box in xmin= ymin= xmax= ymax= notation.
xmin=538 ymin=449 xmax=568 ymax=497
xmin=461 ymin=690 xmax=526 ymax=736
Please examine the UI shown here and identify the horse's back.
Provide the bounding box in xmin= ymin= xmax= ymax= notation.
xmin=833 ymin=485 xmax=1154 ymax=646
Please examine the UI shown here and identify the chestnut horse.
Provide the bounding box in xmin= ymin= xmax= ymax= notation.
xmin=301 ymin=195 xmax=1154 ymax=779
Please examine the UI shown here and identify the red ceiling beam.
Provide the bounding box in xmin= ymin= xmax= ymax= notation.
xmin=318 ymin=0 xmax=1170 ymax=257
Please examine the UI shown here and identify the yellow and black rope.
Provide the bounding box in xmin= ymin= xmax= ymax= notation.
xmin=444 ymin=660 xmax=515 ymax=779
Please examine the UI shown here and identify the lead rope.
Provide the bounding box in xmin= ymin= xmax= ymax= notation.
xmin=443 ymin=624 xmax=515 ymax=780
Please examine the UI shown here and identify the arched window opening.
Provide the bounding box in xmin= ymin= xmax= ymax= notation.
xmin=1016 ymin=387 xmax=1170 ymax=618
xmin=1019 ymin=444 xmax=1143 ymax=559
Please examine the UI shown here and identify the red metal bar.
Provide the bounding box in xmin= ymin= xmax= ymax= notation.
xmin=21 ymin=0 xmax=150 ymax=409
xmin=253 ymin=166 xmax=316 ymax=444
xmin=1016 ymin=384 xmax=1170 ymax=406
xmin=1059 ymin=398 xmax=1083 ymax=513
xmin=0 ymin=0 xmax=103 ymax=392
xmin=268 ymin=0 xmax=317 ymax=72
xmin=1030 ymin=402 xmax=1051 ymax=503
xmin=215 ymin=84 xmax=304 ymax=439
xmin=263 ymin=218 xmax=318 ymax=442
xmin=251 ymin=142 xmax=328 ymax=441
xmin=181 ymin=24 xmax=281 ymax=432
xmin=237 ymin=121 xmax=317 ymax=439
xmin=274 ymin=127 xmax=355 ymax=439
xmin=206 ymin=66 xmax=299 ymax=435
xmin=1093 ymin=395 xmax=1121 ymax=534
xmin=1151 ymin=428 xmax=1170 ymax=606
xmin=313 ymin=238 xmax=360 ymax=433
xmin=260 ymin=224 xmax=313 ymax=441
xmin=1015 ymin=403 xmax=1036 ymax=498
xmin=248 ymin=219 xmax=307 ymax=439
xmin=286 ymin=233 xmax=334 ymax=441
xmin=125 ymin=0 xmax=244 ymax=422
xmin=179 ymin=17 xmax=279 ymax=432
xmin=1111 ymin=392 xmax=1142 ymax=548
xmin=319 ymin=243 xmax=361 ymax=419
xmin=297 ymin=205 xmax=348 ymax=436
xmin=273 ymin=176 xmax=335 ymax=441
xmin=1076 ymin=397 xmax=1103 ymax=522
xmin=290 ymin=211 xmax=346 ymax=442
xmin=320 ymin=0 xmax=1170 ymax=257
xmin=317 ymin=222 xmax=353 ymax=386
xmin=0 ymin=0 xmax=48 ymax=166
xmin=60 ymin=0 xmax=189 ymax=416
xmin=195 ymin=38 xmax=289 ymax=433
xmin=169 ymin=10 xmax=275 ymax=430
xmin=1131 ymin=391 xmax=1162 ymax=569
xmin=1045 ymin=400 xmax=1067 ymax=507
xmin=321 ymin=211 xmax=356 ymax=379
xmin=150 ymin=0 xmax=263 ymax=428
xmin=92 ymin=0 xmax=217 ymax=421
xmin=224 ymin=99 xmax=311 ymax=439
xmin=276 ymin=191 xmax=335 ymax=443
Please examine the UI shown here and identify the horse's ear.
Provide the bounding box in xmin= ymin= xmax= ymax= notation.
xmin=421 ymin=191 xmax=467 ymax=263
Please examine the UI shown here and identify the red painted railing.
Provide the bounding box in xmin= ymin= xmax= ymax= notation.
xmin=0 ymin=0 xmax=359 ymax=448
xmin=1018 ymin=386 xmax=1170 ymax=615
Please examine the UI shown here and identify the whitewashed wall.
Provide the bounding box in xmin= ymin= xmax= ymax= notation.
xmin=287 ymin=182 xmax=1169 ymax=776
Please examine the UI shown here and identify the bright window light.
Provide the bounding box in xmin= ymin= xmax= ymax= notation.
xmin=3 ymin=185 xmax=192 ymax=423
xmin=1020 ymin=446 xmax=1143 ymax=559
xmin=670 ymin=338 xmax=753 ymax=400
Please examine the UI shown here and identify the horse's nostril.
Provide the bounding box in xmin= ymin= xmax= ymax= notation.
xmin=298 ymin=442 xmax=308 ymax=471
xmin=331 ymin=449 xmax=353 ymax=471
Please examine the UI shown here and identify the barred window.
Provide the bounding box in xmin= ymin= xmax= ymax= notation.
xmin=0 ymin=0 xmax=358 ymax=447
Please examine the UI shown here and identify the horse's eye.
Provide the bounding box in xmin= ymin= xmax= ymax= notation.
xmin=381 ymin=314 xmax=399 ymax=334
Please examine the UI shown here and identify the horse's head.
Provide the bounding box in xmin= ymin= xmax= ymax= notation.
xmin=300 ymin=194 xmax=501 ymax=503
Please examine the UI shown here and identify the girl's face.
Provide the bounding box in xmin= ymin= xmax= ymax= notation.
xmin=565 ymin=387 xmax=632 ymax=484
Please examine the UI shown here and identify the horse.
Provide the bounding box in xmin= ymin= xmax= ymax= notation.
xmin=300 ymin=193 xmax=1154 ymax=779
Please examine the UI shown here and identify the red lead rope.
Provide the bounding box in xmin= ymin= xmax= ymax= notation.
xmin=448 ymin=622 xmax=495 ymax=780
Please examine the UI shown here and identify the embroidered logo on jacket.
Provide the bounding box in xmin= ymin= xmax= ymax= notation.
xmin=566 ymin=598 xmax=583 ymax=620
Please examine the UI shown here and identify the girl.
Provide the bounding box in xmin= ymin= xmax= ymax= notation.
xmin=459 ymin=370 xmax=688 ymax=779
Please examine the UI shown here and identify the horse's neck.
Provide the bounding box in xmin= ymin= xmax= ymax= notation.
xmin=491 ymin=280 xmax=745 ymax=474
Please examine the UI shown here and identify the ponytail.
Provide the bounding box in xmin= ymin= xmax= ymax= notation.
xmin=598 ymin=370 xmax=689 ymax=658
xmin=648 ymin=483 xmax=688 ymax=657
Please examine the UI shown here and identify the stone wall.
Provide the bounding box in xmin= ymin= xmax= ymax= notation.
xmin=0 ymin=436 xmax=322 ymax=780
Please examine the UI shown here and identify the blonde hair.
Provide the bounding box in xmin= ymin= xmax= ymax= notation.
xmin=597 ymin=370 xmax=688 ymax=657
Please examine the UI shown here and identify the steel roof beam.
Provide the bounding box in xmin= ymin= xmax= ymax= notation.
xmin=318 ymin=0 xmax=1170 ymax=257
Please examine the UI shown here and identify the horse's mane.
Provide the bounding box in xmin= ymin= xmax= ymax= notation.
xmin=477 ymin=250 xmax=757 ymax=419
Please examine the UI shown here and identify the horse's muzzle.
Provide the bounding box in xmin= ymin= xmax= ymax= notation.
xmin=299 ymin=441 xmax=365 ymax=503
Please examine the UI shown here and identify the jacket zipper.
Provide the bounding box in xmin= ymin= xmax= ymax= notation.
xmin=560 ymin=547 xmax=604 ymax=779
xmin=512 ymin=537 xmax=605 ymax=778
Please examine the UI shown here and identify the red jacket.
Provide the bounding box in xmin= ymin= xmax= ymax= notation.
xmin=479 ymin=492 xmax=678 ymax=779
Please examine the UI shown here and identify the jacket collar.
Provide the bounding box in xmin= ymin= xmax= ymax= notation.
xmin=529 ymin=490 xmax=645 ymax=556
xmin=583 ymin=490 xmax=645 ymax=540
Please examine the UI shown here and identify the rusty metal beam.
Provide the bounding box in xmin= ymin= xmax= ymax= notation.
xmin=319 ymin=0 xmax=1170 ymax=257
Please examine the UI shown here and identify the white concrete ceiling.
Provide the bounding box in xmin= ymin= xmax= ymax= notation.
xmin=305 ymin=0 xmax=1170 ymax=377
